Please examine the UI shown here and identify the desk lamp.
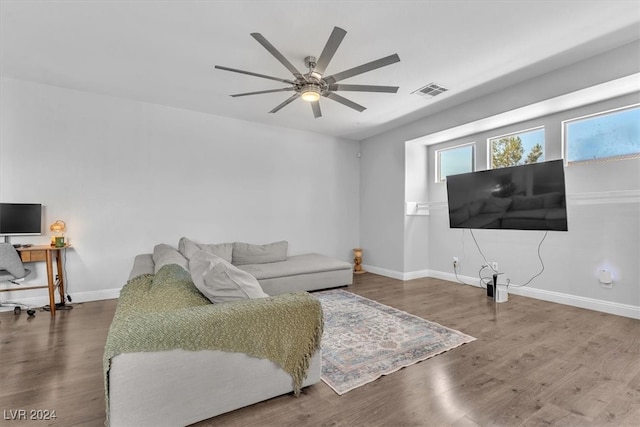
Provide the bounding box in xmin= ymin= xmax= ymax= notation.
xmin=49 ymin=220 xmax=66 ymax=247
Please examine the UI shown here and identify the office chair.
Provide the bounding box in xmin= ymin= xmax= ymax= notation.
xmin=0 ymin=242 xmax=36 ymax=316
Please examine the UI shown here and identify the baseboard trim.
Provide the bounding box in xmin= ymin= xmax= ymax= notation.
xmin=424 ymin=270 xmax=479 ymax=285
xmin=361 ymin=265 xmax=434 ymax=281
xmin=404 ymin=269 xmax=432 ymax=281
xmin=0 ymin=288 xmax=121 ymax=311
xmin=363 ymin=266 xmax=640 ymax=320
xmin=507 ymin=286 xmax=640 ymax=320
xmin=361 ymin=265 xmax=406 ymax=280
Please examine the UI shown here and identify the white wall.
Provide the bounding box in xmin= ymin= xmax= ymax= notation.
xmin=360 ymin=41 xmax=640 ymax=317
xmin=426 ymin=93 xmax=640 ymax=317
xmin=360 ymin=40 xmax=639 ymax=274
xmin=358 ymin=135 xmax=405 ymax=274
xmin=0 ymin=78 xmax=360 ymax=303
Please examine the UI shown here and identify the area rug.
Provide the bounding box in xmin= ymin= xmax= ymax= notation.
xmin=315 ymin=289 xmax=476 ymax=395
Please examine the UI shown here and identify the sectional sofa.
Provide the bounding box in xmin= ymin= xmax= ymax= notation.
xmin=104 ymin=239 xmax=353 ymax=426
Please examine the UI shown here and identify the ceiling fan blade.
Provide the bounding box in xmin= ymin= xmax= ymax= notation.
xmin=328 ymin=84 xmax=399 ymax=93
xmin=251 ymin=33 xmax=305 ymax=80
xmin=313 ymin=27 xmax=347 ymax=77
xmin=324 ymin=53 xmax=400 ymax=84
xmin=269 ymin=93 xmax=300 ymax=113
xmin=231 ymin=87 xmax=295 ymax=97
xmin=311 ymin=101 xmax=322 ymax=118
xmin=325 ymin=92 xmax=366 ymax=112
xmin=215 ymin=65 xmax=295 ymax=84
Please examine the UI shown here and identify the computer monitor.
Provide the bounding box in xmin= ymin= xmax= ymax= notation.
xmin=0 ymin=203 xmax=43 ymax=236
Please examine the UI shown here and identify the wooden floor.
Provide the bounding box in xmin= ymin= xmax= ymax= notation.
xmin=1 ymin=274 xmax=639 ymax=426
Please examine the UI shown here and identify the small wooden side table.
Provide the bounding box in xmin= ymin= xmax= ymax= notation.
xmin=9 ymin=244 xmax=71 ymax=317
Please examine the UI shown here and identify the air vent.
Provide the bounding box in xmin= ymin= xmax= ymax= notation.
xmin=412 ymin=82 xmax=448 ymax=98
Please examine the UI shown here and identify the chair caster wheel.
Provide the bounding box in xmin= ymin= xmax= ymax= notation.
xmin=14 ymin=307 xmax=21 ymax=315
xmin=27 ymin=309 xmax=36 ymax=317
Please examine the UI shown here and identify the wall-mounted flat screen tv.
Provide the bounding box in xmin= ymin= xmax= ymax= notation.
xmin=0 ymin=203 xmax=43 ymax=236
xmin=446 ymin=159 xmax=567 ymax=231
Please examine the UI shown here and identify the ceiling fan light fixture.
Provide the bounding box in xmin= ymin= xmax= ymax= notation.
xmin=216 ymin=27 xmax=401 ymax=117
xmin=301 ymin=87 xmax=321 ymax=102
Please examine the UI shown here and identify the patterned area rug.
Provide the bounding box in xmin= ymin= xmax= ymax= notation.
xmin=315 ymin=289 xmax=476 ymax=395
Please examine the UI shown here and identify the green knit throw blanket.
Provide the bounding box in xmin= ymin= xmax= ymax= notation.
xmin=103 ymin=264 xmax=323 ymax=418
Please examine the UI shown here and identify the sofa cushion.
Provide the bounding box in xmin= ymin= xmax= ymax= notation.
xmin=189 ymin=250 xmax=268 ymax=303
xmin=178 ymin=237 xmax=201 ymax=259
xmin=200 ymin=242 xmax=234 ymax=263
xmin=178 ymin=237 xmax=233 ymax=263
xmin=153 ymin=244 xmax=189 ymax=274
xmin=238 ymin=253 xmax=352 ymax=280
xmin=128 ymin=254 xmax=154 ymax=280
xmin=232 ymin=241 xmax=288 ymax=266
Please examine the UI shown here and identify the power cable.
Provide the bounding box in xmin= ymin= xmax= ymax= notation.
xmin=508 ymin=230 xmax=548 ymax=288
xmin=470 ymin=229 xmax=497 ymax=273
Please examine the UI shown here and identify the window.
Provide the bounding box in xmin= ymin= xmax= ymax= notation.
xmin=563 ymin=104 xmax=640 ymax=165
xmin=488 ymin=127 xmax=545 ymax=169
xmin=436 ymin=143 xmax=475 ymax=182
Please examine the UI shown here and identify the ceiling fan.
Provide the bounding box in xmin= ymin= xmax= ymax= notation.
xmin=215 ymin=27 xmax=400 ymax=118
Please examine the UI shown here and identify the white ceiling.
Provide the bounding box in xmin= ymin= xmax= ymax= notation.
xmin=1 ymin=0 xmax=639 ymax=141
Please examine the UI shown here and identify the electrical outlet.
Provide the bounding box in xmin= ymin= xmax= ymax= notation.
xmin=453 ymin=257 xmax=459 ymax=270
xmin=491 ymin=262 xmax=498 ymax=271
xmin=599 ymin=270 xmax=613 ymax=288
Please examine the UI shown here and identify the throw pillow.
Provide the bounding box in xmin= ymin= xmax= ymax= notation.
xmin=178 ymin=237 xmax=201 ymax=260
xmin=189 ymin=250 xmax=269 ymax=303
xmin=178 ymin=237 xmax=233 ymax=263
xmin=200 ymin=242 xmax=233 ymax=263
xmin=232 ymin=241 xmax=288 ymax=265
xmin=152 ymin=243 xmax=189 ymax=274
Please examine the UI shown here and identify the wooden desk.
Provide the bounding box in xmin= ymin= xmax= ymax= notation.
xmin=11 ymin=245 xmax=70 ymax=317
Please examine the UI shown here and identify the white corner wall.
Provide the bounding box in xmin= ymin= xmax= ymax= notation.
xmin=0 ymin=78 xmax=360 ymax=304
xmin=358 ymin=135 xmax=405 ymax=274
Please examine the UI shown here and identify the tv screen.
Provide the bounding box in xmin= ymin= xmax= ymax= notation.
xmin=446 ymin=160 xmax=567 ymax=231
xmin=0 ymin=203 xmax=43 ymax=236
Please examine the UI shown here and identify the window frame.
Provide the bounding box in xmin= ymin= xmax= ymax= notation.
xmin=435 ymin=142 xmax=476 ymax=183
xmin=487 ymin=126 xmax=545 ymax=169
xmin=562 ymin=103 xmax=640 ymax=166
